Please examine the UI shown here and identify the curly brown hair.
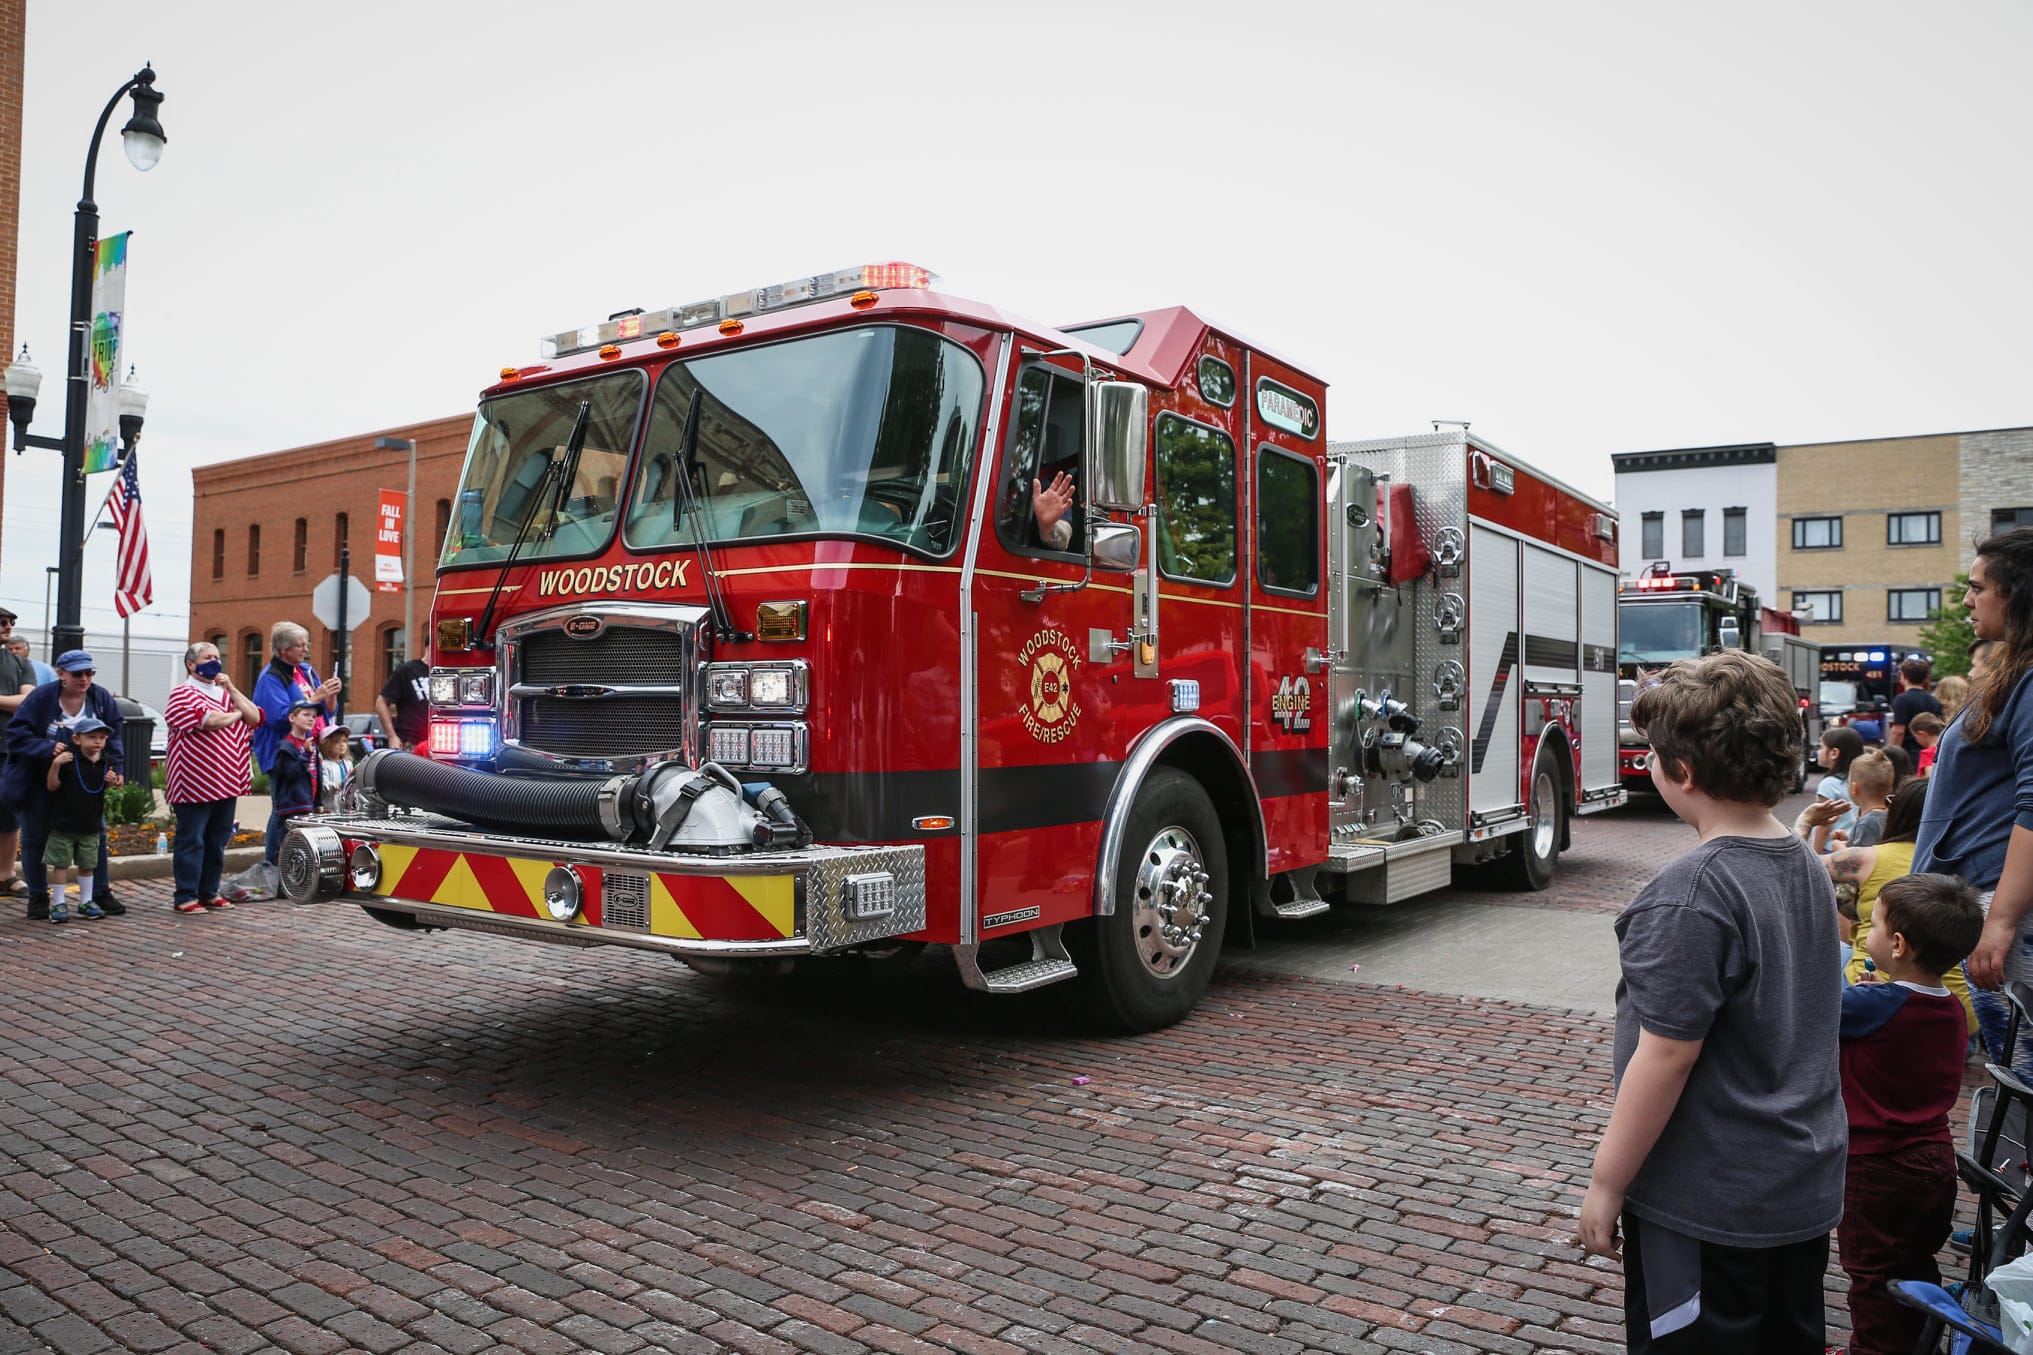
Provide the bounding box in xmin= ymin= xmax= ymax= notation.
xmin=1630 ymin=650 xmax=1804 ymax=806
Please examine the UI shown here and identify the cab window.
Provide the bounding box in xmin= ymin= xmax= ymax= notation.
xmin=1256 ymin=447 xmax=1319 ymax=596
xmin=995 ymin=361 xmax=1086 ymax=556
xmin=1154 ymin=412 xmax=1236 ymax=586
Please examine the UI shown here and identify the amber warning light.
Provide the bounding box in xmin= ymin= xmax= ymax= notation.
xmin=540 ymin=262 xmax=938 ymax=359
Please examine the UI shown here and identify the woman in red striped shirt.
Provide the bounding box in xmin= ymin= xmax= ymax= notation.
xmin=163 ymin=642 xmax=262 ymax=914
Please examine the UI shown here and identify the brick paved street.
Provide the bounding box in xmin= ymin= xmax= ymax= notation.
xmin=0 ymin=798 xmax=1893 ymax=1354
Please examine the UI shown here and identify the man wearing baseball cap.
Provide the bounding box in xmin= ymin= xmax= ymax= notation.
xmin=1 ymin=650 xmax=126 ymax=919
xmin=0 ymin=608 xmax=39 ymax=899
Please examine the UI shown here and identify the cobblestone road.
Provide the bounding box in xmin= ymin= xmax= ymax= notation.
xmin=0 ymin=799 xmax=1907 ymax=1353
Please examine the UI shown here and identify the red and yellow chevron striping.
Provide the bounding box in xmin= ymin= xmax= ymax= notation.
xmin=356 ymin=843 xmax=797 ymax=941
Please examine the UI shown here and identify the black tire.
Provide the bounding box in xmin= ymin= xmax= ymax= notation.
xmin=1500 ymin=748 xmax=1563 ymax=891
xmin=1069 ymin=767 xmax=1229 ymax=1033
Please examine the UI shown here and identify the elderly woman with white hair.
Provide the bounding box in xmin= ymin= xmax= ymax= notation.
xmin=250 ymin=621 xmax=340 ymax=868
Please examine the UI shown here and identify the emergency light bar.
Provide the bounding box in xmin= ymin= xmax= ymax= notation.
xmin=541 ymin=262 xmax=938 ymax=359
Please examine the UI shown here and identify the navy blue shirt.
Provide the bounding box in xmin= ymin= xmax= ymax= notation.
xmin=1915 ymin=672 xmax=2033 ymax=890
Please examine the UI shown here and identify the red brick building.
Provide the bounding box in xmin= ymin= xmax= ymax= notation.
xmin=188 ymin=415 xmax=469 ymax=701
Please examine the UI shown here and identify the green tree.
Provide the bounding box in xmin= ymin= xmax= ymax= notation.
xmin=1918 ymin=573 xmax=1975 ymax=675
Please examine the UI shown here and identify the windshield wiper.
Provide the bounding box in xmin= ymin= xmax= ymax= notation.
xmin=475 ymin=400 xmax=591 ymax=648
xmin=669 ymin=387 xmax=751 ymax=644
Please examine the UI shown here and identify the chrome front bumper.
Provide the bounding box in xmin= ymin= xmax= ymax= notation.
xmin=282 ymin=813 xmax=926 ymax=958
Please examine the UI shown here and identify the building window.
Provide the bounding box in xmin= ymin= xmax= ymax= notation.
xmin=1681 ymin=509 xmax=1704 ymax=559
xmin=1792 ymin=516 xmax=1842 ymax=550
xmin=247 ymin=524 xmax=261 ymax=575
xmin=1792 ymin=590 xmax=1843 ymax=624
xmin=1723 ymin=507 xmax=1747 ymax=558
xmin=241 ymin=632 xmax=263 ymax=691
xmin=1888 ymin=588 xmax=1941 ymax=623
xmin=378 ymin=623 xmax=404 ymax=678
xmin=1994 ymin=507 xmax=2033 ymax=533
xmin=211 ymin=529 xmax=225 ymax=580
xmin=1887 ymin=511 xmax=1940 ymax=546
xmin=334 ymin=512 xmax=349 ymax=570
xmin=1640 ymin=512 xmax=1663 ymax=560
xmin=293 ymin=517 xmax=308 ymax=572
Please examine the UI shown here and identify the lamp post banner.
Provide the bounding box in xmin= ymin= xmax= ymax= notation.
xmin=83 ymin=231 xmax=130 ymax=473
xmin=375 ymin=489 xmax=406 ymax=591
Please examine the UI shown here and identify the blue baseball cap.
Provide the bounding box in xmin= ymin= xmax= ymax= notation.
xmin=55 ymin=649 xmax=95 ymax=672
xmin=68 ymin=716 xmax=110 ymax=736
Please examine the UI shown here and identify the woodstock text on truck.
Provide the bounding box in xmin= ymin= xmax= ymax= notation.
xmin=280 ymin=263 xmax=1626 ymax=1032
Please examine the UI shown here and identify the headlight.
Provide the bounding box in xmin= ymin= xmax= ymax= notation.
xmin=429 ymin=672 xmax=458 ymax=704
xmin=707 ymin=669 xmax=748 ymax=708
xmin=542 ymin=866 xmax=583 ymax=922
xmin=349 ymin=844 xmax=382 ymax=891
xmin=749 ymin=727 xmax=797 ymax=766
xmin=458 ymin=672 xmax=493 ymax=705
xmin=749 ymin=669 xmax=793 ymax=707
xmin=429 ymin=719 xmax=496 ymax=759
xmin=706 ymin=726 xmax=749 ymax=764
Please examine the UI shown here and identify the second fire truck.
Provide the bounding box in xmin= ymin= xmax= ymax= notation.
xmin=282 ymin=264 xmax=1624 ymax=1030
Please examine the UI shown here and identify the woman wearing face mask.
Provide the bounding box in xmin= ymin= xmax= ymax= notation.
xmin=162 ymin=642 xmax=263 ymax=914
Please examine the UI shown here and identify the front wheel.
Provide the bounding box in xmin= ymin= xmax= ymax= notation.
xmin=1500 ymin=749 xmax=1563 ymax=891
xmin=1070 ymin=767 xmax=1229 ymax=1032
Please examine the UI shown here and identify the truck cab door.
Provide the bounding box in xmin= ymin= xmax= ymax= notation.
xmin=965 ymin=355 xmax=1130 ymax=945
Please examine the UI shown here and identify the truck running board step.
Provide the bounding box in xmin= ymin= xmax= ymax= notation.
xmin=1265 ymin=866 xmax=1329 ymax=920
xmin=954 ymin=924 xmax=1078 ymax=995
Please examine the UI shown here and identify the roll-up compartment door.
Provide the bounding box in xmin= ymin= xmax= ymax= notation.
xmin=1580 ymin=565 xmax=1619 ymax=793
xmin=1468 ymin=523 xmax=1520 ymax=815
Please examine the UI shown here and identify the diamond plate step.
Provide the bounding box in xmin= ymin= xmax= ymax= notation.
xmin=954 ymin=922 xmax=1079 ymax=994
xmin=1270 ymin=898 xmax=1330 ymax=920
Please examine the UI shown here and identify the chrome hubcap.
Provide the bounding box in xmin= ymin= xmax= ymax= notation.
xmin=1530 ymin=769 xmax=1557 ymax=859
xmin=1131 ymin=825 xmax=1211 ymax=979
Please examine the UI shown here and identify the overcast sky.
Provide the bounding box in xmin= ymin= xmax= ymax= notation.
xmin=5 ymin=0 xmax=2028 ymax=645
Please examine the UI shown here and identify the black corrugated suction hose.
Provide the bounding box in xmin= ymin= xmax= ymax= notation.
xmin=357 ymin=750 xmax=612 ymax=839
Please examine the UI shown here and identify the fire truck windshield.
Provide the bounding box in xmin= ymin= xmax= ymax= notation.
xmin=441 ymin=371 xmax=647 ymax=568
xmin=1618 ymin=599 xmax=1705 ymax=665
xmin=623 ymin=324 xmax=984 ymax=558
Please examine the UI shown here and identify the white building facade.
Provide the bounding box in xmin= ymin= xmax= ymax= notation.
xmin=1610 ymin=443 xmax=1779 ymax=603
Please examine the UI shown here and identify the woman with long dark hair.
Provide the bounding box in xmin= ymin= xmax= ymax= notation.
xmin=1916 ymin=527 xmax=2033 ymax=1065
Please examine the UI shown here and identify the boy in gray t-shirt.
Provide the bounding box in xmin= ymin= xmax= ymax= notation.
xmin=1579 ymin=650 xmax=1844 ymax=1353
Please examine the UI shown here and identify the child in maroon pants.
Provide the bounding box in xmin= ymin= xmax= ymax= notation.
xmin=1838 ymin=872 xmax=1985 ymax=1355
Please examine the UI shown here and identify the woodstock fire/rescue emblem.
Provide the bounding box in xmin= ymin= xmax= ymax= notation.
xmin=1018 ymin=628 xmax=1082 ymax=744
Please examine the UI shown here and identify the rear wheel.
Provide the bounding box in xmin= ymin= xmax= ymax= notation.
xmin=1501 ymin=749 xmax=1563 ymax=891
xmin=1070 ymin=767 xmax=1229 ymax=1032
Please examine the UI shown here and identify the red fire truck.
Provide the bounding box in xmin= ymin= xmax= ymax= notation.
xmin=281 ymin=264 xmax=1624 ymax=1030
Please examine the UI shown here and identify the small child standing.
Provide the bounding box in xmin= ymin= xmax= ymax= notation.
xmin=316 ymin=726 xmax=351 ymax=812
xmin=43 ymin=717 xmax=113 ymax=924
xmin=1908 ymin=710 xmax=1945 ymax=775
xmin=1579 ymin=650 xmax=1845 ymax=1351
xmin=1842 ymin=750 xmax=1897 ymax=848
xmin=266 ymin=700 xmax=321 ymax=822
xmin=1837 ymin=872 xmax=1984 ymax=1355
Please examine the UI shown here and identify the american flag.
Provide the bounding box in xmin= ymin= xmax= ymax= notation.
xmin=108 ymin=450 xmax=153 ymax=618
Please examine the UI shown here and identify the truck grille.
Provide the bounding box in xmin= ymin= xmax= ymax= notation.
xmin=519 ymin=627 xmax=687 ymax=684
xmin=519 ymin=695 xmax=688 ymax=758
xmin=501 ymin=610 xmax=703 ymax=766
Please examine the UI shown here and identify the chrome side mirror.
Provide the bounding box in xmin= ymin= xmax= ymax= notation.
xmin=1088 ymin=381 xmax=1147 ymax=511
xmin=1091 ymin=521 xmax=1142 ymax=571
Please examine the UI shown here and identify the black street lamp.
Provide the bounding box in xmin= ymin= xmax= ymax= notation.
xmin=3 ymin=65 xmax=165 ymax=657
